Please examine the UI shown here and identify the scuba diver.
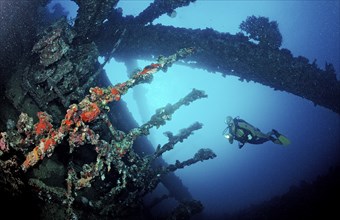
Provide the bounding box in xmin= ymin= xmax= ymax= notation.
xmin=222 ymin=116 xmax=291 ymax=149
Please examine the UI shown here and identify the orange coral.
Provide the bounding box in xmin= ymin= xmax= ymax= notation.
xmin=22 ymin=146 xmax=42 ymax=171
xmin=80 ymin=102 xmax=101 ymax=122
xmin=110 ymin=88 xmax=121 ymax=101
xmin=22 ymin=133 xmax=58 ymax=171
xmin=42 ymin=137 xmax=56 ymax=152
xmin=18 ymin=47 xmax=195 ymax=172
xmin=90 ymin=87 xmax=104 ymax=96
xmin=139 ymin=63 xmax=160 ymax=75
xmin=35 ymin=112 xmax=53 ymax=135
xmin=62 ymin=104 xmax=78 ymax=130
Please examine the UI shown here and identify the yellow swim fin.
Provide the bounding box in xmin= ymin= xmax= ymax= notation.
xmin=278 ymin=134 xmax=291 ymax=146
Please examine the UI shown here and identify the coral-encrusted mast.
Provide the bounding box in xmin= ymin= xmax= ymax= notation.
xmin=20 ymin=47 xmax=195 ymax=171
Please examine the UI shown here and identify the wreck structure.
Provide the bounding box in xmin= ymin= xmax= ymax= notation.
xmin=0 ymin=0 xmax=339 ymax=219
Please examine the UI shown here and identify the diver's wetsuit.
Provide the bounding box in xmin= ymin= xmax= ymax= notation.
xmin=229 ymin=118 xmax=278 ymax=148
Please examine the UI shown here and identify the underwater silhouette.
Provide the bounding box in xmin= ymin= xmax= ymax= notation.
xmin=223 ymin=116 xmax=291 ymax=149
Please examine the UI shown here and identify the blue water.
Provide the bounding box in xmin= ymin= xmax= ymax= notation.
xmin=50 ymin=0 xmax=340 ymax=217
